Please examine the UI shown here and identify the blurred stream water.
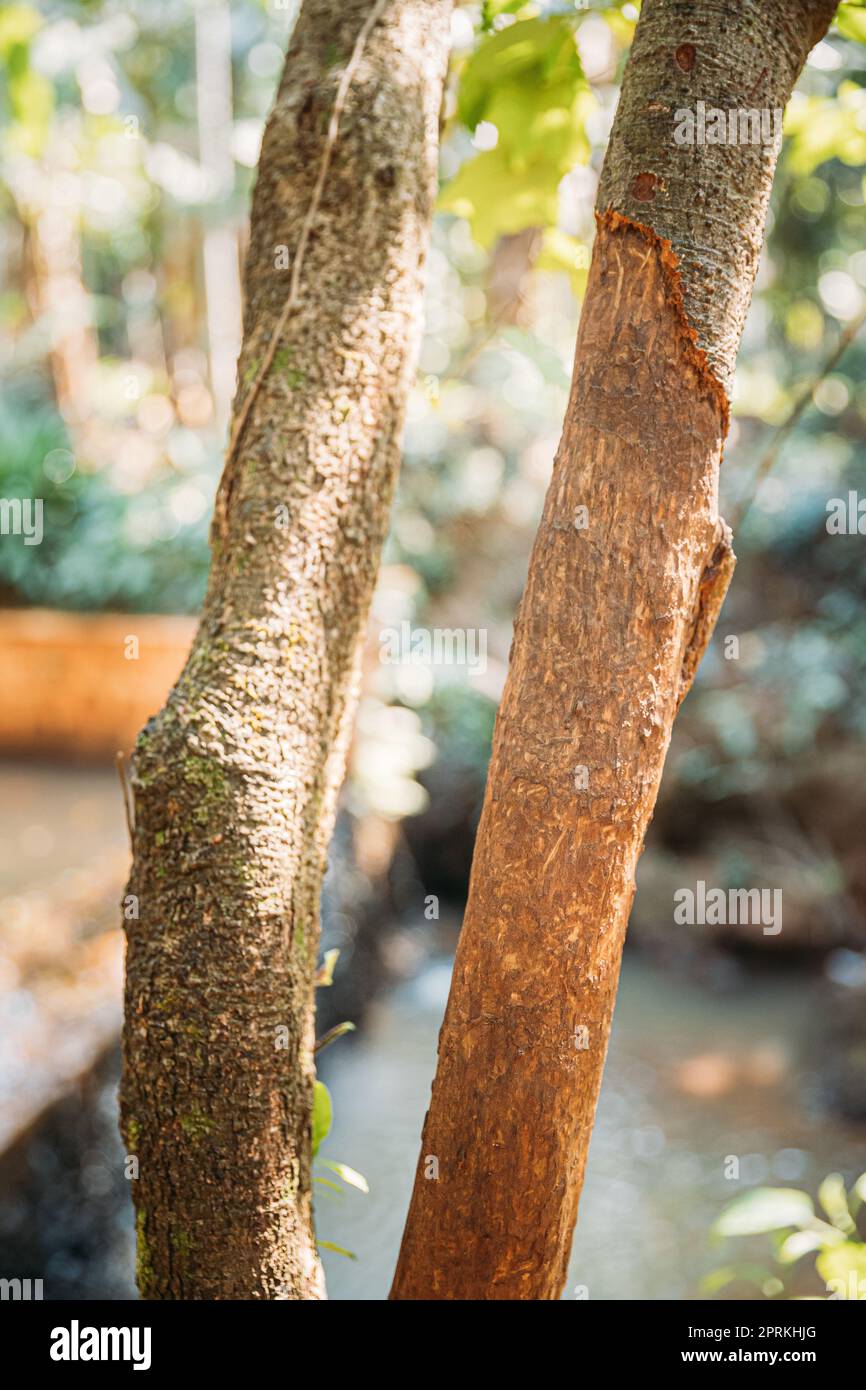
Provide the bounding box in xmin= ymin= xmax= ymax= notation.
xmin=317 ymin=952 xmax=865 ymax=1300
xmin=0 ymin=766 xmax=863 ymax=1299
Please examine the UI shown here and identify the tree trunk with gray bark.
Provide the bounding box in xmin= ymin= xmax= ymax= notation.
xmin=391 ymin=0 xmax=838 ymax=1302
xmin=120 ymin=0 xmax=452 ymax=1300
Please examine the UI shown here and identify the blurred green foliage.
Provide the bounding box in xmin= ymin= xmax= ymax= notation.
xmin=708 ymin=1170 xmax=866 ymax=1299
xmin=442 ymin=13 xmax=593 ymax=255
xmin=0 ymin=388 xmax=212 ymax=610
xmin=312 ymin=958 xmax=368 ymax=1262
xmin=0 ymin=1 xmax=865 ymax=850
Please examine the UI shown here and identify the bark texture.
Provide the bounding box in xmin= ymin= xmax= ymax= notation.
xmin=120 ymin=0 xmax=452 ymax=1300
xmin=390 ymin=0 xmax=837 ymax=1301
xmin=597 ymin=0 xmax=838 ymax=393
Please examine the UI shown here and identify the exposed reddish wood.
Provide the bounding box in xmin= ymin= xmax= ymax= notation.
xmin=391 ymin=213 xmax=731 ymax=1300
xmin=598 ymin=209 xmax=730 ymax=436
xmin=391 ymin=0 xmax=838 ymax=1303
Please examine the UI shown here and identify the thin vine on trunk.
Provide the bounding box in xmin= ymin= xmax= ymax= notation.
xmin=120 ymin=0 xmax=452 ymax=1300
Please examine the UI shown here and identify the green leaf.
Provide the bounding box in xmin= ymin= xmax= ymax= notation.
xmin=311 ymin=1080 xmax=332 ymax=1158
xmin=601 ymin=8 xmax=639 ymax=48
xmin=457 ymin=17 xmax=584 ymax=132
xmin=313 ymin=1176 xmax=344 ymax=1196
xmin=443 ymin=14 xmax=593 ymax=247
xmin=314 ymin=948 xmax=339 ymax=987
xmin=713 ymin=1187 xmax=815 ymax=1237
xmin=535 ymin=227 xmax=590 ymax=297
xmin=0 ymin=5 xmax=42 ymax=54
xmin=818 ymin=1172 xmax=855 ymax=1233
xmin=816 ymin=1242 xmax=866 ymax=1299
xmin=784 ymin=85 xmax=866 ymax=176
xmin=319 ymin=1159 xmax=369 ymax=1194
xmin=314 ymin=1020 xmax=356 ymax=1054
xmin=699 ymin=1262 xmax=776 ymax=1294
xmin=698 ymin=1265 xmax=738 ymax=1294
xmin=318 ymin=1239 xmax=356 ymax=1261
xmin=0 ymin=8 xmax=54 ymax=158
xmin=836 ymin=4 xmax=866 ymax=43
xmin=440 ymin=148 xmax=553 ymax=248
xmin=481 ymin=0 xmax=530 ymax=30
xmin=777 ymin=1226 xmax=844 ymax=1264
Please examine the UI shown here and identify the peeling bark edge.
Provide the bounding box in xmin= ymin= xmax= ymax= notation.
xmin=390 ymin=0 xmax=839 ymax=1302
xmin=390 ymin=202 xmax=737 ymax=1303
xmin=596 ymin=0 xmax=841 ymax=391
xmin=678 ymin=518 xmax=736 ymax=706
xmin=595 ymin=208 xmax=737 ymax=705
xmin=597 ymin=208 xmax=731 ymax=439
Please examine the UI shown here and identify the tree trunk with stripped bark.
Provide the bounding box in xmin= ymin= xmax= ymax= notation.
xmin=120 ymin=0 xmax=452 ymax=1300
xmin=390 ymin=0 xmax=838 ymax=1302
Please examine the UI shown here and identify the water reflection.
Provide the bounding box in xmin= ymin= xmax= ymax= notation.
xmin=318 ymin=952 xmax=865 ymax=1300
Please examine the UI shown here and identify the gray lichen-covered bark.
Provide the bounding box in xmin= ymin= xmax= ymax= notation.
xmin=120 ymin=0 xmax=452 ymax=1300
xmin=391 ymin=0 xmax=837 ymax=1301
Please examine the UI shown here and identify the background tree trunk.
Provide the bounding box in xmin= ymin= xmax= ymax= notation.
xmin=120 ymin=0 xmax=452 ymax=1300
xmin=391 ymin=0 xmax=837 ymax=1302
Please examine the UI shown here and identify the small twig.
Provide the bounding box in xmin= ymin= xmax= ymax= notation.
xmin=225 ymin=0 xmax=390 ymax=469
xmin=314 ymin=1021 xmax=356 ymax=1055
xmin=115 ymin=750 xmax=135 ymax=848
xmin=730 ymin=302 xmax=866 ymax=532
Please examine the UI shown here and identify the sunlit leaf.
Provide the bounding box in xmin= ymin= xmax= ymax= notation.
xmin=818 ymin=1172 xmax=855 ymax=1233
xmin=0 ymin=5 xmax=42 ymax=53
xmin=314 ymin=1020 xmax=356 ymax=1054
xmin=480 ymin=0 xmax=529 ymax=31
xmin=314 ymin=948 xmax=340 ymax=988
xmin=713 ymin=1187 xmax=815 ymax=1237
xmin=784 ymin=85 xmax=866 ymax=175
xmin=699 ymin=1262 xmax=775 ymax=1294
xmin=319 ymin=1159 xmax=369 ymax=1194
xmin=777 ymin=1226 xmax=844 ymax=1264
xmin=443 ymin=15 xmax=594 ymax=248
xmin=441 ymin=147 xmax=558 ymax=248
xmin=816 ymin=1242 xmax=866 ymax=1298
xmin=311 ymin=1079 xmax=332 ymax=1158
xmin=535 ymin=227 xmax=590 ymax=297
xmin=318 ymin=1239 xmax=356 ymax=1260
xmin=457 ymin=17 xmax=584 ymax=132
xmin=836 ymin=4 xmax=866 ymax=44
xmin=313 ymin=1176 xmax=343 ymax=1197
xmin=0 ymin=7 xmax=53 ymax=156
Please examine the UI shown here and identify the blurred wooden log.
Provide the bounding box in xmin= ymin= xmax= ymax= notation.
xmin=0 ymin=609 xmax=195 ymax=761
